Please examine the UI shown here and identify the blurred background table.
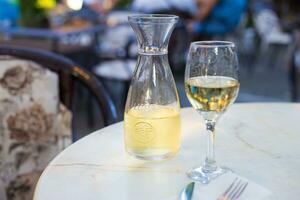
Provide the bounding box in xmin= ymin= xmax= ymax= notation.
xmin=34 ymin=103 xmax=300 ymax=200
xmin=0 ymin=25 xmax=104 ymax=60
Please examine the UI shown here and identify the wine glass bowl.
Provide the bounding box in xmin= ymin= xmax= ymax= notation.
xmin=184 ymin=41 xmax=239 ymax=183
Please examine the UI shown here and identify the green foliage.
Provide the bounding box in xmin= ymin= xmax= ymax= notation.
xmin=114 ymin=0 xmax=132 ymax=9
xmin=19 ymin=0 xmax=51 ymax=28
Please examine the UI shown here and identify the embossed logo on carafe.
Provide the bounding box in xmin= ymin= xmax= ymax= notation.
xmin=134 ymin=122 xmax=155 ymax=143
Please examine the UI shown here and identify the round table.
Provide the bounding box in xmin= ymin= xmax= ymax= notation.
xmin=34 ymin=103 xmax=300 ymax=200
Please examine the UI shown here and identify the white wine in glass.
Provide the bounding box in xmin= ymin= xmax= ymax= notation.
xmin=185 ymin=41 xmax=239 ymax=183
xmin=185 ymin=76 xmax=239 ymax=120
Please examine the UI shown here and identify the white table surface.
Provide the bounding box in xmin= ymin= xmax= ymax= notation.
xmin=34 ymin=103 xmax=300 ymax=200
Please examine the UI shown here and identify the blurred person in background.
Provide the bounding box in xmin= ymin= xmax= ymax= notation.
xmin=130 ymin=0 xmax=246 ymax=70
xmin=84 ymin=0 xmax=123 ymax=15
xmin=131 ymin=0 xmax=197 ymax=18
xmin=131 ymin=0 xmax=246 ymax=38
xmin=188 ymin=0 xmax=247 ymax=38
xmin=62 ymin=0 xmax=123 ymax=26
xmin=0 ymin=0 xmax=19 ymax=27
xmin=78 ymin=0 xmax=129 ymax=24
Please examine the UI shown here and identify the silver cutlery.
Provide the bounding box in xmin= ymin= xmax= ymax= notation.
xmin=217 ymin=177 xmax=248 ymax=200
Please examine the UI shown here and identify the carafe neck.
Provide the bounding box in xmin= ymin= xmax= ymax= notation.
xmin=128 ymin=14 xmax=178 ymax=55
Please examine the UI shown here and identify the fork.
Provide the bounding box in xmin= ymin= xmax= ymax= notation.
xmin=217 ymin=177 xmax=248 ymax=200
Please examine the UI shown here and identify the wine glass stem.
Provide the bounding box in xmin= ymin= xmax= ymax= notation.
xmin=203 ymin=120 xmax=217 ymax=172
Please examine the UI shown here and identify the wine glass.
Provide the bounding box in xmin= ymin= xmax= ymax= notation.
xmin=184 ymin=41 xmax=240 ymax=184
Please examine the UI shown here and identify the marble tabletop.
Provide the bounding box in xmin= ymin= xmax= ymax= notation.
xmin=34 ymin=103 xmax=300 ymax=200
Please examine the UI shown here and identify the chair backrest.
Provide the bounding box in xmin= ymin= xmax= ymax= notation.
xmin=0 ymin=45 xmax=118 ymax=128
xmin=0 ymin=56 xmax=72 ymax=200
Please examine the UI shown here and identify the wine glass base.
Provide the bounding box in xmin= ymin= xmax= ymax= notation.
xmin=187 ymin=166 xmax=231 ymax=184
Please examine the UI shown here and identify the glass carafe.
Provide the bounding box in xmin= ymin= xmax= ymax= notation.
xmin=124 ymin=14 xmax=181 ymax=160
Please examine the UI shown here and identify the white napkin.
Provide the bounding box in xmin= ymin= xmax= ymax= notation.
xmin=192 ymin=172 xmax=272 ymax=200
